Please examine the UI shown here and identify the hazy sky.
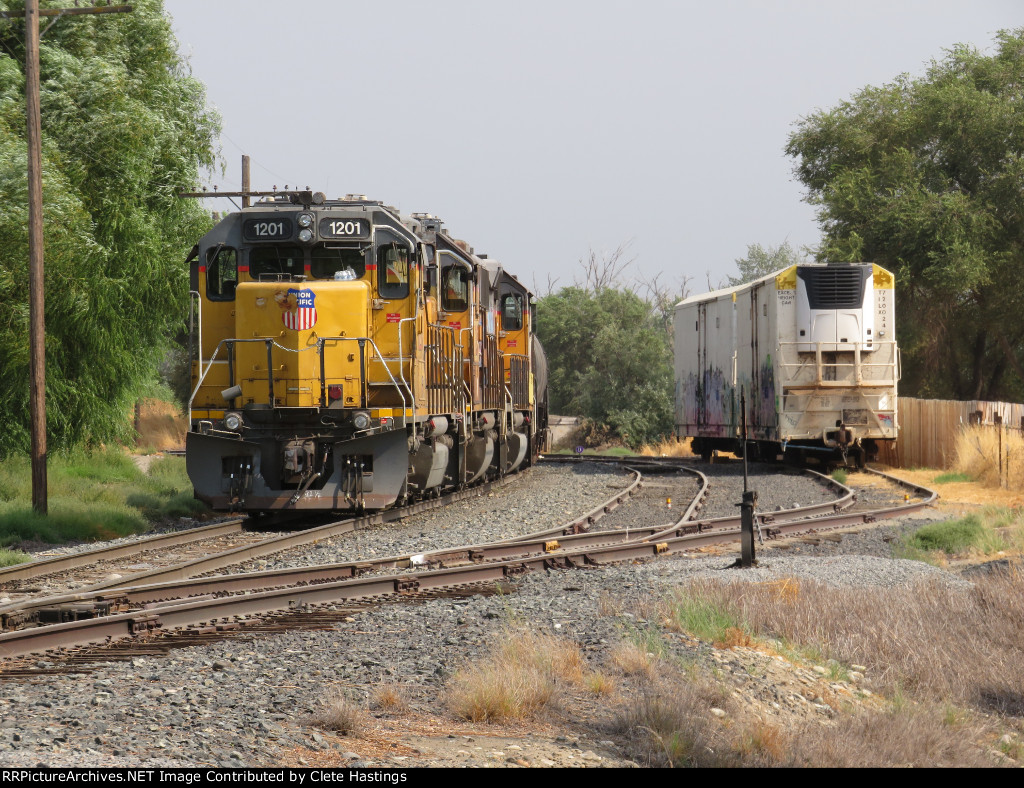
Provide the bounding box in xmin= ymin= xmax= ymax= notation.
xmin=164 ymin=0 xmax=1022 ymax=296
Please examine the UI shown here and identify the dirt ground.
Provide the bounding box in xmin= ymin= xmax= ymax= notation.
xmin=879 ymin=467 xmax=1024 ymax=512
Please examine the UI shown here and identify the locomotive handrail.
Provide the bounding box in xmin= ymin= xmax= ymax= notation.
xmin=396 ymin=316 xmax=417 ymax=425
xmin=504 ymin=385 xmax=514 ymax=428
xmin=188 ymin=336 xmax=410 ymax=429
xmin=425 ymin=323 xmax=465 ymax=417
xmin=315 ymin=335 xmax=410 ymax=427
xmin=188 ymin=290 xmax=204 ymax=383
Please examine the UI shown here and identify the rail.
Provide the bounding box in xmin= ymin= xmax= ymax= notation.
xmin=0 ymin=463 xmax=936 ymax=658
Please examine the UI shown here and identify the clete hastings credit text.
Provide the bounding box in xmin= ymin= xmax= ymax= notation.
xmin=1 ymin=772 xmax=408 ymax=784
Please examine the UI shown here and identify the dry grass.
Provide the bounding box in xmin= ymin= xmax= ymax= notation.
xmin=608 ymin=641 xmax=659 ymax=680
xmin=311 ymin=690 xmax=365 ymax=736
xmin=607 ymin=585 xmax=1017 ymax=768
xmin=613 ymin=676 xmax=736 ymax=767
xmin=370 ymin=684 xmax=410 ymax=713
xmin=445 ymin=628 xmax=586 ymax=722
xmin=736 ymin=721 xmax=789 ymax=763
xmin=676 ymin=571 xmax=1024 ymax=714
xmin=134 ymin=398 xmax=187 ymax=451
xmin=638 ymin=437 xmax=697 ymax=458
xmin=612 ymin=663 xmax=1012 ymax=768
xmin=781 ymin=704 xmax=1006 ymax=768
xmin=584 ymin=670 xmax=617 ymax=696
xmin=954 ymin=425 xmax=1024 ymax=492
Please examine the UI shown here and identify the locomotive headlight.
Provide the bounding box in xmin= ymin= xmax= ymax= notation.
xmin=351 ymin=411 xmax=372 ymax=431
xmin=297 ymin=213 xmax=313 ymax=228
xmin=298 ymin=228 xmax=313 ymax=243
xmin=223 ymin=412 xmax=243 ymax=432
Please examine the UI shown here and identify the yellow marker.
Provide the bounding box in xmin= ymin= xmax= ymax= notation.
xmin=667 ymin=497 xmax=672 ymax=509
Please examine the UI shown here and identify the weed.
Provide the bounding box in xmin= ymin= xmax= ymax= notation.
xmin=446 ymin=628 xmax=584 ymax=722
xmin=613 ymin=677 xmax=736 ymax=767
xmin=737 ymin=721 xmax=789 ymax=763
xmin=903 ymin=516 xmax=984 ymax=554
xmin=0 ymin=548 xmax=30 ymax=567
xmin=933 ymin=471 xmax=973 ymax=484
xmin=895 ymin=508 xmax=1024 ymax=561
xmin=954 ymin=426 xmax=1024 ymax=491
xmin=831 ymin=468 xmax=848 ymax=484
xmin=662 ymin=589 xmax=746 ymax=646
xmin=676 ymin=571 xmax=1024 ymax=715
xmin=312 ymin=690 xmax=365 ymax=735
xmin=370 ymin=684 xmax=410 ymax=713
xmin=782 ymin=704 xmax=1005 ymax=767
xmin=609 ymin=641 xmax=658 ymax=680
xmin=638 ymin=437 xmax=697 ymax=458
xmin=583 ymin=670 xmax=616 ymax=696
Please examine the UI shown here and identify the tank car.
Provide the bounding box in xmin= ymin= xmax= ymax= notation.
xmin=185 ymin=191 xmax=548 ymax=513
xmin=674 ymin=262 xmax=899 ymax=466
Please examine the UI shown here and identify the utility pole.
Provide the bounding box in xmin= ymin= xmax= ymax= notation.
xmin=241 ymin=155 xmax=251 ymax=208
xmin=14 ymin=1 xmax=133 ymax=514
xmin=25 ymin=0 xmax=45 ymax=514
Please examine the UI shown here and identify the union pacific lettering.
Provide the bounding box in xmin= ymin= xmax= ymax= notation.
xmin=283 ymin=288 xmax=318 ymax=330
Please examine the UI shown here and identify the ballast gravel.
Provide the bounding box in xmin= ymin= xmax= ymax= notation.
xmin=0 ymin=461 xmax=964 ymax=768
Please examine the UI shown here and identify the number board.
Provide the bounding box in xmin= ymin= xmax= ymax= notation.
xmin=319 ymin=217 xmax=370 ymax=239
xmin=243 ymin=218 xmax=294 ymax=241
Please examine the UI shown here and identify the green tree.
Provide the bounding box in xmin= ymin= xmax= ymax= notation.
xmin=786 ymin=29 xmax=1024 ymax=400
xmin=0 ymin=0 xmax=220 ymax=455
xmin=727 ymin=241 xmax=807 ymax=287
xmin=536 ymin=285 xmax=674 ymax=449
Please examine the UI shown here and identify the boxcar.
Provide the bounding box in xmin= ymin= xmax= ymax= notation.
xmin=674 ymin=262 xmax=898 ymax=466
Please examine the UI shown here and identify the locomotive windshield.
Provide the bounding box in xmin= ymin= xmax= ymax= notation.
xmin=501 ymin=292 xmax=524 ymax=331
xmin=442 ymin=265 xmax=470 ymax=312
xmin=377 ymin=241 xmax=410 ymax=299
xmin=206 ymin=246 xmax=237 ymax=301
xmin=250 ymin=245 xmax=303 ymax=279
xmin=311 ymin=245 xmax=365 ymax=280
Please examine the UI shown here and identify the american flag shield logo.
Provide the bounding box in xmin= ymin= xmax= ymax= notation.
xmin=282 ymin=288 xmax=318 ymax=330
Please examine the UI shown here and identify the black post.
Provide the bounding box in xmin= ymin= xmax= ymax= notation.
xmin=740 ymin=387 xmax=757 ymax=567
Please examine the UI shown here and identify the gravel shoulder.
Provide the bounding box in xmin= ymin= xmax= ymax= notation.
xmin=0 ymin=462 xmax=992 ymax=768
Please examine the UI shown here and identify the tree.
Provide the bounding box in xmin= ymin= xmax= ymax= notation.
xmin=727 ymin=241 xmax=807 ymax=287
xmin=785 ymin=29 xmax=1024 ymax=401
xmin=536 ymin=285 xmax=674 ymax=449
xmin=0 ymin=0 xmax=220 ymax=455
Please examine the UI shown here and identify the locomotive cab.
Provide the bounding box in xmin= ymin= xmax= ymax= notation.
xmin=185 ymin=193 xmax=544 ymax=514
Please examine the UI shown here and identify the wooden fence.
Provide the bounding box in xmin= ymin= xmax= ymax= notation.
xmin=877 ymin=397 xmax=1024 ymax=469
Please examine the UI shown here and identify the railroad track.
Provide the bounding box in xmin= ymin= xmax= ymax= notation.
xmin=0 ymin=460 xmax=933 ymax=663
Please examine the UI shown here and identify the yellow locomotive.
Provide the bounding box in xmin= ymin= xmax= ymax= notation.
xmin=185 ymin=191 xmax=548 ymax=513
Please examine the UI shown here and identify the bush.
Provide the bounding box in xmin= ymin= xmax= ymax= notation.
xmin=311 ymin=690 xmax=364 ymax=735
xmin=446 ymin=628 xmax=585 ymax=722
xmin=903 ymin=516 xmax=985 ymax=555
